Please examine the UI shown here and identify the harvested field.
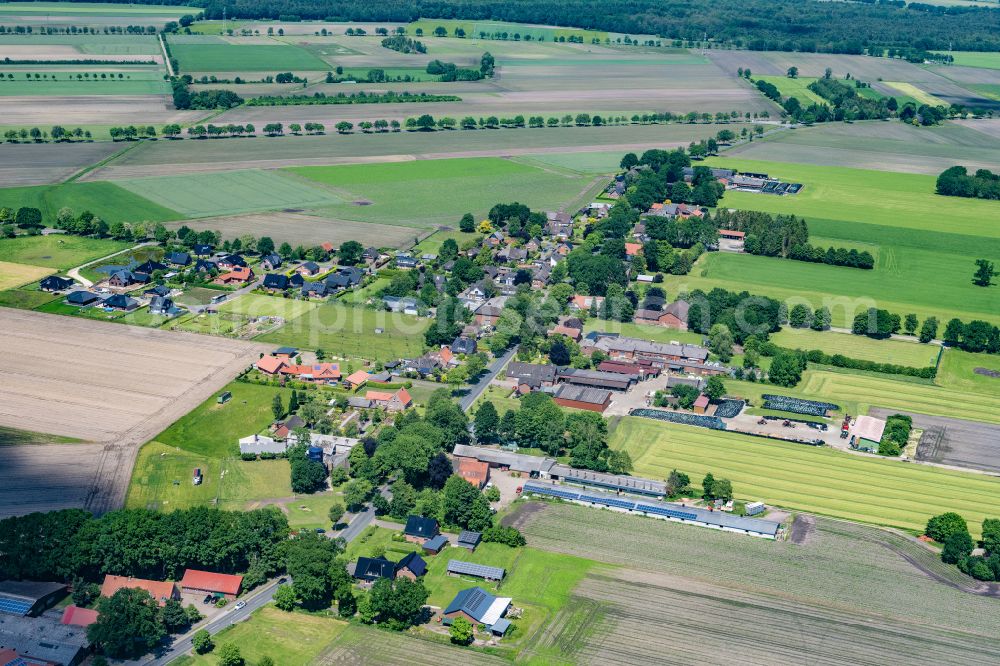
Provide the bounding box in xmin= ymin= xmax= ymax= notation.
xmin=0 ymin=308 xmax=268 ymax=443
xmin=512 ymin=502 xmax=1000 ymax=643
xmin=314 ymin=624 xmax=506 ymax=666
xmin=0 ymin=94 xmax=200 ymax=126
xmin=163 ymin=211 xmax=422 ymax=248
xmin=0 ymin=261 xmax=54 ymax=290
xmin=0 ymin=141 xmax=122 ymax=186
xmin=115 ymin=169 xmax=345 ymax=218
xmin=867 ymin=409 xmax=1000 ymax=474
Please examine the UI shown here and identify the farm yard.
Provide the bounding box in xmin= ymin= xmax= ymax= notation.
xmin=258 ymin=302 xmax=429 ymax=361
xmin=510 ymin=503 xmax=1000 ymax=664
xmin=610 ymin=416 xmax=1000 ymax=536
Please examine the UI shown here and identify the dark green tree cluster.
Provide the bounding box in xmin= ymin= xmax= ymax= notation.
xmin=360 ymin=577 xmax=429 ymax=630
xmin=877 ymin=414 xmax=912 ymax=456
xmin=936 ymin=166 xmax=1000 ymax=200
xmin=685 ymin=287 xmax=784 ymax=342
xmin=851 ymin=307 xmax=901 ymax=339
xmin=942 ymin=317 xmax=1000 ymax=354
xmin=245 ymin=90 xmax=459 ymax=106
xmin=927 ymin=513 xmax=1000 ymax=581
xmin=288 ymin=443 xmax=328 ymax=493
xmin=381 ymin=34 xmax=426 ymax=53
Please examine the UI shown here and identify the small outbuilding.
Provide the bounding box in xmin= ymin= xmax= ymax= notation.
xmin=442 ymin=586 xmax=512 ymax=636
xmin=422 ymin=534 xmax=449 ymax=554
xmin=456 ymin=531 xmax=482 ymax=551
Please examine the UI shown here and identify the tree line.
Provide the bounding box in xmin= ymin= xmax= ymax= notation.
xmin=926 ymin=512 xmax=1000 ymax=583
xmin=3 ymin=126 xmax=93 ymax=142
xmin=936 ymin=166 xmax=1000 ymax=200
xmin=244 ymin=90 xmax=461 ymax=106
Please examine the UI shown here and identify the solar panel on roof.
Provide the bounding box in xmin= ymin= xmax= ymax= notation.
xmin=448 ymin=560 xmax=506 ymax=579
xmin=524 ymin=484 xmax=580 ymax=501
xmin=637 ymin=504 xmax=698 ymax=521
xmin=0 ymin=596 xmax=33 ymax=615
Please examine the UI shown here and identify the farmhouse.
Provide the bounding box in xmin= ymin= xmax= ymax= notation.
xmin=443 ymin=587 xmax=512 ymax=636
xmin=214 ymin=266 xmax=253 ymax=285
xmin=557 ymin=367 xmax=634 ymax=391
xmin=585 ymin=335 xmax=724 ymax=375
xmin=456 ymin=457 xmax=490 ymax=489
xmin=553 ymin=384 xmax=613 ymax=413
xmin=351 ymin=557 xmax=396 ymax=584
xmin=39 ymin=275 xmax=74 ymax=292
xmin=522 ymin=482 xmax=780 ymax=539
xmin=100 ymin=575 xmax=178 ymax=607
xmin=633 ymin=299 xmax=690 ymax=329
xmin=179 ymin=569 xmax=243 ymax=600
xmin=60 ymin=605 xmax=98 ymax=628
xmin=0 ymin=581 xmax=67 ymax=617
xmin=395 ymin=552 xmax=427 ymax=581
xmin=404 ymin=515 xmax=440 ymax=544
xmin=447 ymin=560 xmax=505 ymax=582
xmin=506 ymin=361 xmax=557 ymax=393
xmin=452 ymin=444 xmax=557 ymax=477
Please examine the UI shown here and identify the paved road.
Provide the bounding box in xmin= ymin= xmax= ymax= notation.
xmin=459 ymin=345 xmax=518 ymax=412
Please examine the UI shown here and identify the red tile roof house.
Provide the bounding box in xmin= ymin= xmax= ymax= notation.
xmin=548 ymin=324 xmax=583 ymax=341
xmin=214 ymin=266 xmax=254 ymax=285
xmin=366 ymin=388 xmax=413 ymax=412
xmin=456 ymin=457 xmax=490 ymax=489
xmin=100 ymin=575 xmax=179 ymax=607
xmin=344 ymin=370 xmax=371 ymax=390
xmin=257 ymin=355 xmax=288 ymax=375
xmin=61 ymin=605 xmax=99 ymax=627
xmin=624 ymin=242 xmax=643 ymax=257
xmin=180 ymin=569 xmax=243 ymax=601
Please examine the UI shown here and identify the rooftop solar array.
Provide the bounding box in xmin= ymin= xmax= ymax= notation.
xmin=448 ymin=560 xmax=506 ymax=580
xmin=0 ymin=596 xmax=33 ymax=615
xmin=637 ymin=503 xmax=699 ymax=521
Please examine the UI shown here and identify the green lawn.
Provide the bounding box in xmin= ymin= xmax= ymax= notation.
xmin=218 ymin=292 xmax=320 ymax=319
xmin=612 ymin=416 xmax=1000 ymax=538
xmin=154 ymin=381 xmax=292 ymax=458
xmin=770 ymin=329 xmax=938 ymax=367
xmin=258 ymin=303 xmax=429 ymax=362
xmin=411 ymin=229 xmax=480 ymax=255
xmin=285 ymin=493 xmax=345 ymax=531
xmin=582 ymin=318 xmax=705 ymax=346
xmin=288 ymin=157 xmax=596 ymax=228
xmin=126 ymin=441 xmax=292 ymax=511
xmin=0 ymin=182 xmax=181 ymax=225
xmin=0 ymin=72 xmax=169 ymax=96
xmin=0 ymin=235 xmax=130 ymax=270
xmin=936 ymin=347 xmax=1000 ymax=397
xmin=755 ymin=76 xmax=828 ymax=106
xmin=116 ymin=169 xmax=344 ymax=218
xmin=175 ymin=606 xmax=346 ymax=665
xmin=170 ymin=38 xmax=330 ymax=72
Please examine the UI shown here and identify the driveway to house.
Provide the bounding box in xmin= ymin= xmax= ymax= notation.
xmin=459 ymin=345 xmax=518 ymax=412
xmin=66 ymin=241 xmax=155 ymax=287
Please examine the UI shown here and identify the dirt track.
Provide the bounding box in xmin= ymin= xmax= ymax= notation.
xmin=0 ymin=308 xmax=270 ymax=516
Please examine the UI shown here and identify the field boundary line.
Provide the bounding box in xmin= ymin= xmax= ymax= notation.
xmin=62 ymin=142 xmax=139 ymax=184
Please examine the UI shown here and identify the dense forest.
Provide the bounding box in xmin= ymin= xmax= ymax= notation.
xmin=66 ymin=0 xmax=1000 ymax=52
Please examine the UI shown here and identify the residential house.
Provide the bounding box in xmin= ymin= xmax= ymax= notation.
xmin=486 ymin=230 xmax=505 ymax=246
xmin=272 ymin=347 xmax=298 ymax=358
xmin=548 ymin=322 xmax=582 ymax=342
xmin=102 ymin=294 xmax=138 ymax=311
xmin=214 ymin=266 xmax=253 ymax=285
xmin=404 ymin=515 xmax=440 ymax=544
xmin=217 ymin=254 xmax=247 ymax=270
xmin=452 ymin=336 xmax=477 ymax=355
xmin=321 ymin=242 xmax=335 ymax=254
xmin=66 ymin=290 xmax=99 ymax=306
xmin=192 ymin=244 xmax=214 ymax=256
xmin=297 ymin=261 xmax=321 ymax=277
xmin=148 ymin=295 xmax=175 ymax=315
xmin=344 ymin=370 xmax=370 ymax=390
xmin=552 ymin=384 xmax=613 ymax=413
xmin=474 ymin=303 xmax=502 ymax=328
xmin=262 ymin=273 xmax=290 ymax=292
xmin=289 ymin=273 xmax=305 ymax=288
xmin=100 ymin=575 xmax=178 ymax=607
xmin=395 ymin=552 xmax=427 ymax=581
xmin=442 ymin=587 xmax=512 ymax=636
xmin=194 ymin=258 xmax=217 ymax=273
xmin=134 ymin=260 xmax=166 ymax=274
xmin=365 ymin=388 xmax=412 ymax=412
xmin=351 ymin=557 xmax=396 ymax=584
xmin=624 ymin=242 xmax=642 ymax=257
xmin=108 ymin=269 xmax=148 ymax=288
xmin=506 ymin=362 xmax=557 ymax=394
xmin=570 ymin=294 xmax=604 ymax=312
xmin=383 ymin=295 xmax=420 ymax=315
xmin=546 ymin=211 xmax=573 ymax=237
xmin=271 ymin=415 xmax=305 ymax=441
xmin=179 ymin=570 xmax=243 ymax=601
xmin=395 ymin=254 xmax=418 ymax=269
xmin=166 ymin=251 xmax=191 ymax=267
xmin=301 ymin=282 xmax=330 ymax=299
xmin=257 ymin=356 xmax=288 ymax=375
xmin=259 ymin=253 xmax=283 ymax=271
xmin=143 ymin=284 xmax=170 ymax=298
xmin=284 ymin=363 xmax=342 ymax=383
xmin=633 ymin=299 xmax=689 ymax=329
xmin=39 ymin=275 xmax=74 ymax=292
xmin=362 ymin=247 xmax=380 ymax=264
xmin=456 ymin=457 xmax=490 ymax=489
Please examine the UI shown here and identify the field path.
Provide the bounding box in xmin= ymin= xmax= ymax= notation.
xmin=66 ymin=240 xmax=154 ymax=287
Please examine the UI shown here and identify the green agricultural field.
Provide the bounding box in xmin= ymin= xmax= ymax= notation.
xmin=934 ymin=51 xmax=1000 ymax=70
xmin=289 ymin=157 xmax=599 ymax=228
xmin=612 ymin=416 xmax=1000 ymax=537
xmin=170 ymin=37 xmax=330 ymax=72
xmin=755 ymin=75 xmax=828 ymax=106
xmin=936 ymin=347 xmax=1000 ymax=397
xmin=0 ymin=235 xmax=130 ymax=270
xmin=0 ymin=261 xmax=54 ymax=290
xmin=258 ymin=302 xmax=429 ymax=361
xmin=513 ymin=151 xmax=623 ymax=174
xmin=115 ymin=169 xmax=344 ymax=218
xmin=173 ymin=606 xmax=345 ymax=666
xmin=0 ymin=72 xmax=169 ymax=96
xmin=882 ymin=81 xmax=947 ymax=106
xmin=154 ymin=381 xmax=293 ymax=458
xmin=769 ymin=329 xmax=939 ymax=367
xmin=0 ymin=181 xmax=181 ymax=225
xmin=126 ymin=441 xmax=291 ymax=511
xmin=218 ymin=292 xmax=319 ymax=319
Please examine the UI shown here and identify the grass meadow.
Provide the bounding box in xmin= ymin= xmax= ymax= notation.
xmin=611 ymin=416 xmax=1000 ymax=537
xmin=938 ymin=51 xmax=1000 ymax=70
xmin=289 ymin=157 xmax=599 ymax=228
xmin=116 ymin=169 xmax=345 ymax=218
xmin=0 ymin=260 xmax=54 ymax=290
xmin=0 ymin=235 xmax=130 ymax=269
xmin=169 ymin=36 xmax=330 ymax=72
xmin=755 ymin=75 xmax=828 ymax=106
xmin=258 ymin=303 xmax=429 ymax=361
xmin=769 ymin=329 xmax=939 ymax=367
xmin=0 ymin=181 xmax=181 ymax=225
xmin=218 ymin=292 xmax=320 ymax=319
